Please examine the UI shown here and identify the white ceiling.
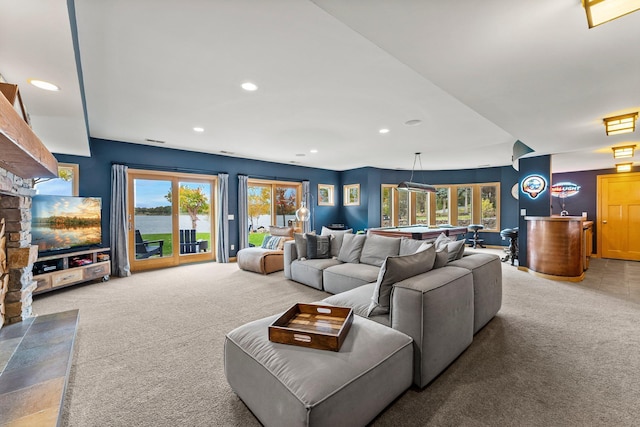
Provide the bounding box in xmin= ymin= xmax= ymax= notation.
xmin=1 ymin=0 xmax=639 ymax=173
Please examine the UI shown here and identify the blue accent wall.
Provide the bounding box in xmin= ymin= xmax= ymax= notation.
xmin=54 ymin=138 xmax=341 ymax=257
xmin=552 ymin=167 xmax=621 ymax=254
xmin=337 ymin=165 xmax=520 ymax=246
xmin=61 ymin=139 xmax=611 ymax=259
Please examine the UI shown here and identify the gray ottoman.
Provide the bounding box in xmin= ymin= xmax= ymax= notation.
xmin=224 ymin=314 xmax=413 ymax=427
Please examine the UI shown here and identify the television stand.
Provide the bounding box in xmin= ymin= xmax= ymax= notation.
xmin=33 ymin=247 xmax=111 ymax=295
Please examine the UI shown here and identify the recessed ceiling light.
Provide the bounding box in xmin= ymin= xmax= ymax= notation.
xmin=295 ymin=153 xmax=306 ymax=157
xmin=220 ymin=150 xmax=235 ymax=155
xmin=193 ymin=127 xmax=204 ymax=132
xmin=241 ymin=82 xmax=258 ymax=91
xmin=379 ymin=128 xmax=390 ymax=134
xmin=145 ymin=138 xmax=166 ymax=144
xmin=310 ymin=149 xmax=318 ymax=154
xmin=404 ymin=119 xmax=422 ymax=126
xmin=27 ymin=79 xmax=60 ymax=91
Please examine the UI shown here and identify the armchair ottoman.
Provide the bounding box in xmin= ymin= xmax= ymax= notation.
xmin=225 ymin=314 xmax=413 ymax=427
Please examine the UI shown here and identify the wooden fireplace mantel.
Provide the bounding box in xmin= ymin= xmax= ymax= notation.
xmin=0 ymin=83 xmax=58 ymax=179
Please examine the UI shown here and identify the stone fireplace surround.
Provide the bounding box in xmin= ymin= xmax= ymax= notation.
xmin=0 ymin=166 xmax=39 ymax=329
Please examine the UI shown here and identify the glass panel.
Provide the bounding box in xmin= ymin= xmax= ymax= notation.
xmin=248 ymin=184 xmax=272 ymax=247
xmin=481 ymin=185 xmax=498 ymax=230
xmin=178 ymin=182 xmax=211 ymax=254
xmin=275 ymin=186 xmax=298 ymax=227
xmin=398 ymin=191 xmax=409 ymax=226
xmin=381 ymin=186 xmax=393 ymax=227
xmin=457 ymin=187 xmax=473 ymax=227
xmin=415 ymin=192 xmax=429 ymax=224
xmin=133 ymin=179 xmax=172 ymax=258
xmin=435 ymin=188 xmax=450 ymax=225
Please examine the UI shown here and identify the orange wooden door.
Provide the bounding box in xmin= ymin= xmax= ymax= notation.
xmin=597 ymin=172 xmax=640 ymax=261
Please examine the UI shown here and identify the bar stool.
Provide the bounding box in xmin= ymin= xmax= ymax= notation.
xmin=500 ymin=227 xmax=518 ymax=265
xmin=467 ymin=224 xmax=485 ymax=249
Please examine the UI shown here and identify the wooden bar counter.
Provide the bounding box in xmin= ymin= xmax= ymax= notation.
xmin=525 ymin=216 xmax=593 ymax=281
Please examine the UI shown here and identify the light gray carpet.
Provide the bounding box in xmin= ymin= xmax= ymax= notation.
xmin=32 ymin=258 xmax=640 ymax=426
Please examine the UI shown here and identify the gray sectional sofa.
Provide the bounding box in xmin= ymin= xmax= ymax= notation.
xmin=283 ymin=230 xmax=502 ymax=388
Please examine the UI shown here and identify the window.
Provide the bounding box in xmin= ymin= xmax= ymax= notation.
xmin=248 ymin=179 xmax=302 ymax=246
xmin=380 ymin=182 xmax=500 ymax=231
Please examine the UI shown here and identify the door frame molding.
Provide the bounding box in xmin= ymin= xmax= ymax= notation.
xmin=128 ymin=169 xmax=217 ymax=271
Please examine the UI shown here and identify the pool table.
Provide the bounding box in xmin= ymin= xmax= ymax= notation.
xmin=368 ymin=225 xmax=469 ymax=241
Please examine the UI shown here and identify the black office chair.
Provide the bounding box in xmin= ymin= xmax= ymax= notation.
xmin=135 ymin=230 xmax=164 ymax=259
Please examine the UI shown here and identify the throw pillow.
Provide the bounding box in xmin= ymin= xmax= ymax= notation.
xmin=321 ymin=227 xmax=353 ymax=258
xmin=434 ymin=232 xmax=451 ymax=250
xmin=446 ymin=239 xmax=466 ymax=262
xmin=399 ymin=238 xmax=424 ymax=256
xmin=337 ymin=233 xmax=366 ymax=263
xmin=367 ymin=244 xmax=436 ymax=316
xmin=293 ymin=233 xmax=308 ymax=259
xmin=306 ymin=234 xmax=331 ymax=259
xmin=260 ymin=235 xmax=272 ymax=249
xmin=262 ymin=236 xmax=283 ymax=250
xmin=269 ymin=226 xmax=294 ymax=238
xmin=416 ymin=241 xmax=433 ymax=253
xmin=433 ymin=246 xmax=449 ymax=269
xmin=320 ymin=226 xmax=353 ymax=236
xmin=360 ymin=234 xmax=401 ymax=267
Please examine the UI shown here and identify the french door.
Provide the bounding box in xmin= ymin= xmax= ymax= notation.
xmin=127 ymin=169 xmax=216 ymax=271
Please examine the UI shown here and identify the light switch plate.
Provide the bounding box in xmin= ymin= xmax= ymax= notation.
xmin=228 ymin=214 xmax=234 ymax=220
xmin=520 ymin=209 xmax=527 ymax=216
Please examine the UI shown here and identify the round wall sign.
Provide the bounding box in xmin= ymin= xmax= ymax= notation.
xmin=511 ymin=183 xmax=519 ymax=200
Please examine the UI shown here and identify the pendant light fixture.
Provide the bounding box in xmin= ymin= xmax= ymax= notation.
xmin=397 ymin=153 xmax=436 ymax=193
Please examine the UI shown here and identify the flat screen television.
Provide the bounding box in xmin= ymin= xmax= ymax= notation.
xmin=31 ymin=195 xmax=103 ymax=254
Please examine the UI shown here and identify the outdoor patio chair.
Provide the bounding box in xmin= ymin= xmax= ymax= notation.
xmin=135 ymin=230 xmax=164 ymax=259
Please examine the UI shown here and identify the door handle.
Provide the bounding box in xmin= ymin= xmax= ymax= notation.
xmin=602 ymin=220 xmax=607 ymax=224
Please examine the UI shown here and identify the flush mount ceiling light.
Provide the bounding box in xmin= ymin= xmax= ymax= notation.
xmin=616 ymin=162 xmax=633 ymax=173
xmin=241 ymin=82 xmax=258 ymax=91
xmin=397 ymin=152 xmax=436 ymax=193
xmin=379 ymin=128 xmax=390 ymax=134
xmin=612 ymin=144 xmax=636 ymax=158
xmin=310 ymin=149 xmax=318 ymax=153
xmin=604 ymin=113 xmax=638 ymax=135
xmin=27 ymin=78 xmax=60 ymax=91
xmin=583 ymin=0 xmax=640 ymax=28
xmin=193 ymin=127 xmax=204 ymax=133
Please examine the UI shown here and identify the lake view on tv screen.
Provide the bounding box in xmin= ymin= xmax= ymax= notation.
xmin=31 ymin=195 xmax=102 ymax=252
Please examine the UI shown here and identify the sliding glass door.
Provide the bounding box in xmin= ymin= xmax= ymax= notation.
xmin=128 ymin=170 xmax=215 ymax=271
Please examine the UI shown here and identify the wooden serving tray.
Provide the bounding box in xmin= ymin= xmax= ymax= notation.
xmin=269 ymin=303 xmax=354 ymax=352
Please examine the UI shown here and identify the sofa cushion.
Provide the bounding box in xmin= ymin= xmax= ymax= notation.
xmin=360 ymin=234 xmax=401 ymax=267
xmin=322 ymin=283 xmax=377 ymax=318
xmin=322 ymin=284 xmax=390 ymax=327
xmin=323 ymin=263 xmax=380 ymax=294
xmin=290 ymin=258 xmax=341 ymax=290
xmin=368 ymin=244 xmax=436 ymax=316
xmin=306 ymin=234 xmax=331 ymax=259
xmin=337 ymin=233 xmax=366 ymax=263
xmin=399 ymin=238 xmax=424 ymax=255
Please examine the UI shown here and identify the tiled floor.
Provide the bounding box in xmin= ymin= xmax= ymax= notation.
xmin=579 ymin=257 xmax=640 ymax=304
xmin=482 ymin=246 xmax=640 ymax=305
xmin=0 ymin=310 xmax=79 ymax=427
